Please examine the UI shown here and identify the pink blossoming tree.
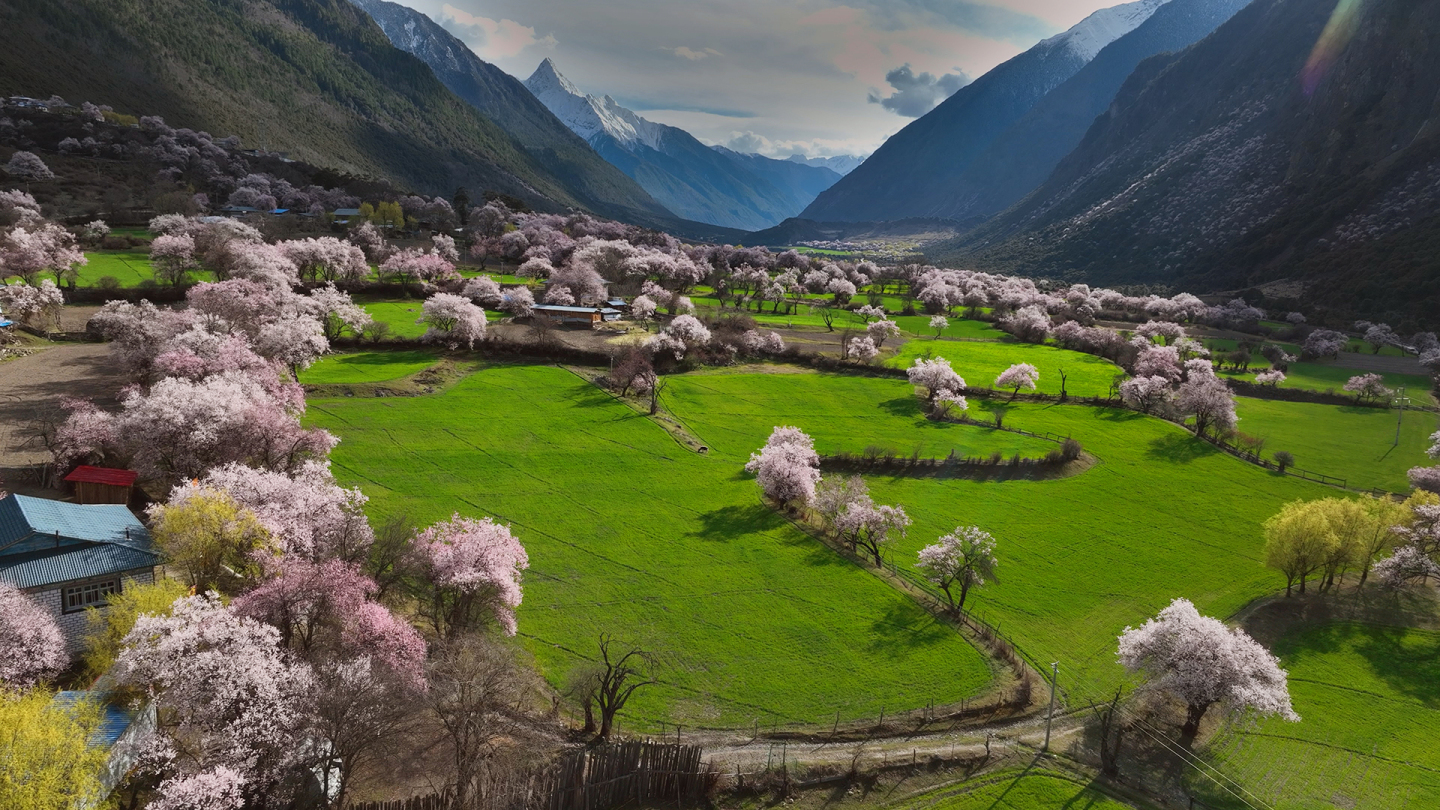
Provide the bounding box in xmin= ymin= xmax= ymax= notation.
xmin=408 ymin=515 xmax=530 ymax=639
xmin=1117 ymin=597 xmax=1298 ymax=737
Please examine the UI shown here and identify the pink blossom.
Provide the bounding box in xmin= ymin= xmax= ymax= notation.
xmin=1120 ymin=375 xmax=1173 ymax=414
xmin=115 ymin=593 xmax=314 ymax=796
xmin=745 ymin=426 xmax=821 ymax=505
xmin=280 ymin=237 xmax=369 ymax=283
xmin=1135 ymin=345 xmax=1182 ymax=381
xmin=866 ymin=319 xmax=902 ymax=348
xmin=233 ymin=558 xmax=424 ymax=686
xmin=1343 ymin=373 xmax=1391 ymax=403
xmin=916 ymin=526 xmax=997 ymax=610
xmin=421 ymin=293 xmax=486 ymax=349
xmin=1118 ymin=597 xmax=1297 ymax=735
xmin=461 ymin=275 xmax=503 ymax=307
xmin=0 ymin=278 xmax=64 ymax=329
xmin=0 ymin=582 xmax=66 ymax=686
xmin=149 ymin=767 xmax=248 ymax=810
xmin=907 ymin=356 xmax=965 ymax=400
xmin=995 ymin=363 xmax=1039 ymax=395
xmin=498 ymin=285 xmax=535 ymax=317
xmin=150 ymin=234 xmax=198 ymax=286
xmin=200 ymin=461 xmax=373 ymax=561
xmin=1372 ymin=545 xmax=1440 ymax=588
xmin=848 ymin=336 xmax=878 ymax=363
xmin=409 ymin=515 xmax=529 ymax=638
xmin=1254 ymin=369 xmax=1286 ymax=386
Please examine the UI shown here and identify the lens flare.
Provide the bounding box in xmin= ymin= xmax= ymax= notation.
xmin=1301 ymin=0 xmax=1365 ymax=96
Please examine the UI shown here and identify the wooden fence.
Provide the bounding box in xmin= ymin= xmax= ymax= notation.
xmin=348 ymin=741 xmax=714 ymax=810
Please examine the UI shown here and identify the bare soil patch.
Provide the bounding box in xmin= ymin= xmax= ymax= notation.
xmin=0 ymin=342 xmax=127 ymax=486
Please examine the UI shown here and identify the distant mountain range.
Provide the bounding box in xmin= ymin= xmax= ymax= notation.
xmin=787 ymin=154 xmax=865 ymax=176
xmin=938 ymin=0 xmax=1440 ymax=323
xmin=524 ymin=58 xmax=844 ymax=231
xmin=0 ymin=0 xmax=678 ymax=224
xmin=802 ymin=0 xmax=1172 ymax=223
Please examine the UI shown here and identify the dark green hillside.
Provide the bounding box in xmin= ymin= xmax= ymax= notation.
xmin=0 ymin=0 xmax=671 ymax=220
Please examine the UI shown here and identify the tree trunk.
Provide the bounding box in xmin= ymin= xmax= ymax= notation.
xmin=1182 ymin=702 xmax=1211 ymax=737
xmin=582 ymin=697 xmax=596 ymax=734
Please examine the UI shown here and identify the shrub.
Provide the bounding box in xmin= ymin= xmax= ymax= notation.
xmin=96 ymin=276 xmax=121 ymax=291
xmin=362 ymin=321 xmax=391 ymax=344
xmin=1273 ymin=450 xmax=1295 ymax=472
xmin=100 ymin=235 xmax=129 ymax=250
xmin=1061 ymin=438 xmax=1083 ymax=461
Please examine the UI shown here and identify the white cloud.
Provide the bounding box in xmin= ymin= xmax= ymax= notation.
xmin=670 ymin=46 xmax=722 ymax=61
xmin=439 ymin=3 xmax=556 ymax=59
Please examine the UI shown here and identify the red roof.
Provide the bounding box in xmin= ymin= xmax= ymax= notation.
xmin=64 ymin=466 xmax=139 ymax=487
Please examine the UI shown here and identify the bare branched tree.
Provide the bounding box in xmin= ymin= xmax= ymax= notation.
xmin=573 ymin=634 xmax=658 ymax=740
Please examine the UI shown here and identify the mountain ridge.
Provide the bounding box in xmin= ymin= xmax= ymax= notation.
xmin=936 ymin=0 xmax=1440 ymax=325
xmin=0 ymin=0 xmax=674 ymax=220
xmin=524 ymin=59 xmax=844 ymax=231
xmin=800 ymin=0 xmax=1171 ymax=223
xmin=344 ymin=0 xmax=673 ymax=224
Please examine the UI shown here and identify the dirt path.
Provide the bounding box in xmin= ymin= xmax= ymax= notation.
xmin=0 ymin=342 xmax=126 ymax=472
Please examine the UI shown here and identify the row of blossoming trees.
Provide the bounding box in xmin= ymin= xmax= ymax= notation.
xmin=1 ymin=225 xmax=534 ymax=809
xmin=743 ymin=420 xmax=1297 ymax=742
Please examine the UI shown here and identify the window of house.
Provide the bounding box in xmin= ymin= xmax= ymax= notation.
xmin=63 ymin=578 xmax=120 ymax=613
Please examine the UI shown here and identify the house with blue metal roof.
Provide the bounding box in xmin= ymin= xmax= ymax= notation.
xmin=52 ymin=690 xmax=156 ymax=799
xmin=0 ymin=494 xmax=160 ymax=654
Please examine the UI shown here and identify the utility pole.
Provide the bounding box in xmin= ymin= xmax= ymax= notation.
xmin=1395 ymin=387 xmax=1410 ymax=447
xmin=1043 ymin=662 xmax=1059 ymax=752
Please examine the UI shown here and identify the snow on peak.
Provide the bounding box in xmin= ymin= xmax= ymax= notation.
xmin=1044 ymin=0 xmax=1171 ymax=61
xmin=524 ymin=59 xmax=667 ymax=152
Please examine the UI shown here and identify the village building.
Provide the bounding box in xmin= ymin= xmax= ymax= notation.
xmin=64 ymin=466 xmax=138 ymax=505
xmin=0 ymin=494 xmax=160 ymax=655
xmin=531 ymin=304 xmax=624 ymax=325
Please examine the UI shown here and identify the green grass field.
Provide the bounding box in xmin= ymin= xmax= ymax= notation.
xmin=890 ymin=767 xmax=1143 ymax=809
xmin=886 ymin=339 xmax=1123 ymax=399
xmin=1232 ymin=398 xmax=1436 ymax=492
xmin=665 ymin=371 xmax=1324 ymax=695
xmin=1221 ymin=361 xmax=1435 ymax=407
xmin=298 ymin=350 xmax=439 ymax=384
xmin=308 ymin=366 xmax=996 ymax=729
xmin=1198 ymin=623 xmax=1440 ymax=809
xmin=358 ymin=300 xmax=430 ymax=338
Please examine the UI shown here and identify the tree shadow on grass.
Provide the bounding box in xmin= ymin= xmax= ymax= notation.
xmin=688 ymin=504 xmax=784 ymax=541
xmin=1145 ymin=432 xmax=1218 ymax=464
xmin=866 ymin=599 xmax=954 ymax=653
xmin=1274 ymin=620 xmax=1440 ymax=709
xmin=878 ymin=396 xmax=924 ymax=418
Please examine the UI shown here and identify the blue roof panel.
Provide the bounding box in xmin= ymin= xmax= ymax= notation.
xmin=52 ymin=692 xmax=140 ymax=748
xmin=3 ymin=495 xmax=150 ymax=549
xmin=0 ymin=542 xmax=158 ymax=590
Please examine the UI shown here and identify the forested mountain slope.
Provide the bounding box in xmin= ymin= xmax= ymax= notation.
xmin=938 ymin=0 xmax=1251 ymax=223
xmin=940 ymin=0 xmax=1440 ymax=324
xmin=0 ymin=0 xmax=674 ymax=222
xmin=799 ymin=0 xmax=1169 ymax=223
xmin=345 ymin=0 xmax=669 ymax=223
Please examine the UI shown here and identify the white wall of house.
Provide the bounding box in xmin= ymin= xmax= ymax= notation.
xmin=28 ymin=569 xmax=157 ymax=656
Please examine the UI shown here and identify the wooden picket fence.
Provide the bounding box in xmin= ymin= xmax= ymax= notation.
xmin=348 ymin=741 xmax=714 ymax=810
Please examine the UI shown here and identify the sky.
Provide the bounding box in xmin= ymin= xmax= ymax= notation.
xmin=394 ymin=0 xmax=1125 ymax=159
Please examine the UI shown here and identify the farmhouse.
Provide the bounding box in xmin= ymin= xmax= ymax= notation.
xmin=331 ymin=207 xmax=363 ymax=225
xmin=64 ymin=466 xmax=138 ymax=505
xmin=532 ymin=304 xmax=624 ymax=325
xmin=0 ymin=494 xmax=160 ymax=654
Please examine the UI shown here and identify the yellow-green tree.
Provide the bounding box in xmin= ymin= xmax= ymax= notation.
xmin=1313 ymin=498 xmax=1368 ymax=592
xmin=1358 ymin=495 xmax=1410 ymax=585
xmin=150 ymin=488 xmax=272 ymax=592
xmin=82 ymin=578 xmax=190 ymax=681
xmin=1263 ymin=500 xmax=1336 ymax=596
xmin=0 ymin=688 xmax=111 ymax=810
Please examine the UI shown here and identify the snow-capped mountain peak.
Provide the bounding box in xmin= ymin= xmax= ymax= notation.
xmin=524 ymin=59 xmax=667 ymax=152
xmin=1044 ymin=0 xmax=1171 ymax=61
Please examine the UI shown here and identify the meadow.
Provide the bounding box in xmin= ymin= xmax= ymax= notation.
xmin=890 ymin=767 xmax=1146 ymax=810
xmin=298 ymin=349 xmax=438 ymax=384
xmin=308 ymin=366 xmax=998 ymax=729
xmin=1198 ymin=622 xmax=1440 ymax=809
xmin=664 ymin=371 xmax=1324 ymax=695
xmin=1221 ymin=361 xmax=1435 ymax=407
xmin=885 ymin=338 xmax=1123 ymax=399
xmin=1231 ymin=398 xmax=1436 ymax=492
